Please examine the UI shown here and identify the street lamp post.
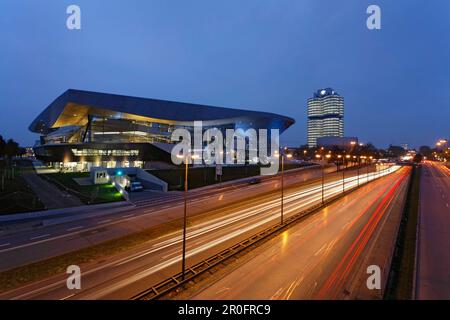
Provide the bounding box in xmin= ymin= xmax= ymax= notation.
xmin=357 ymin=156 xmax=360 ymax=186
xmin=365 ymin=156 xmax=369 ymax=182
xmin=369 ymin=156 xmax=374 ymax=180
xmin=280 ymin=153 xmax=292 ymax=225
xmin=323 ymin=154 xmax=332 ymax=197
xmin=337 ymin=154 xmax=342 ymax=174
xmin=343 ymin=155 xmax=351 ymax=193
xmin=316 ymin=154 xmax=325 ymax=205
xmin=177 ymin=153 xmax=199 ymax=281
xmin=182 ymin=158 xmax=188 ymax=280
xmin=342 ymin=156 xmax=345 ymax=193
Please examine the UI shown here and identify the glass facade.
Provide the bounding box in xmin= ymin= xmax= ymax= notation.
xmin=30 ymin=90 xmax=295 ymax=171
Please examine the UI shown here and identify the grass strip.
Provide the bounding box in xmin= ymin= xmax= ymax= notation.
xmin=0 ymin=167 xmax=45 ymax=214
xmin=42 ymin=172 xmax=123 ymax=204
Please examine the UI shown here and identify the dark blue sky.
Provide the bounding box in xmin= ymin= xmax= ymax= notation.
xmin=1 ymin=0 xmax=449 ymax=148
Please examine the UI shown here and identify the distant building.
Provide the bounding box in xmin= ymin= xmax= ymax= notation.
xmin=307 ymin=88 xmax=344 ymax=148
xmin=401 ymin=143 xmax=409 ymax=151
xmin=23 ymin=147 xmax=35 ymax=158
xmin=316 ymin=136 xmax=358 ymax=149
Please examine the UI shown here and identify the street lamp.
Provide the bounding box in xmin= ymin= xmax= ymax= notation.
xmin=280 ymin=153 xmax=292 ymax=225
xmin=359 ymin=156 xmax=367 ymax=181
xmin=369 ymin=156 xmax=374 ymax=180
xmin=356 ymin=156 xmax=361 ymax=186
xmin=363 ymin=156 xmax=369 ymax=182
xmin=316 ymin=154 xmax=325 ymax=204
xmin=344 ymin=154 xmax=351 ymax=192
xmin=177 ymin=152 xmax=200 ymax=280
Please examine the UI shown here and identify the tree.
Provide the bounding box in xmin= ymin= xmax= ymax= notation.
xmin=4 ymin=139 xmax=19 ymax=160
xmin=387 ymin=145 xmax=407 ymax=158
xmin=0 ymin=135 xmax=5 ymax=158
xmin=413 ymin=154 xmax=423 ymax=163
xmin=419 ymin=145 xmax=432 ymax=157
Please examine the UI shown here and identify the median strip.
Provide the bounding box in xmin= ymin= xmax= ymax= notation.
xmin=29 ymin=234 xmax=50 ymax=241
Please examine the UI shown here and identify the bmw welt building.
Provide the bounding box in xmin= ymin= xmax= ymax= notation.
xmin=29 ymin=90 xmax=294 ymax=171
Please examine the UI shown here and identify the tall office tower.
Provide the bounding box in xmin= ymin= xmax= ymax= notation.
xmin=307 ymin=88 xmax=344 ymax=148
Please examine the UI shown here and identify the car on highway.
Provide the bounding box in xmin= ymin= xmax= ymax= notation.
xmin=127 ymin=181 xmax=144 ymax=192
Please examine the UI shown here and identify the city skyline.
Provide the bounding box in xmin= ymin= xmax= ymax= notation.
xmin=1 ymin=1 xmax=449 ymax=149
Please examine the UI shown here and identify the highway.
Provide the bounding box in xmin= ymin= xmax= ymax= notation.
xmin=416 ymin=161 xmax=450 ymax=299
xmin=0 ymin=164 xmax=366 ymax=271
xmin=190 ymin=167 xmax=410 ymax=300
xmin=0 ymin=164 xmax=397 ymax=299
xmin=0 ymin=164 xmax=327 ymax=270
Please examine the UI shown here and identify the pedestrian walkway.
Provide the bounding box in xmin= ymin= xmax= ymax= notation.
xmin=22 ymin=171 xmax=83 ymax=209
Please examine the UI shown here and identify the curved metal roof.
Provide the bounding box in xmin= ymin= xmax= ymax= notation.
xmin=29 ymin=89 xmax=295 ymax=134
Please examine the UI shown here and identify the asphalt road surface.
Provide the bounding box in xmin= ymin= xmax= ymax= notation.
xmin=0 ymin=165 xmax=398 ymax=299
xmin=190 ymin=167 xmax=410 ymax=300
xmin=0 ymin=164 xmax=377 ymax=271
xmin=416 ymin=161 xmax=450 ymax=299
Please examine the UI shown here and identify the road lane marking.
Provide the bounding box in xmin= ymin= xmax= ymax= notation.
xmin=161 ymin=251 xmax=179 ymax=260
xmin=341 ymin=221 xmax=351 ymax=230
xmin=60 ymin=294 xmax=75 ymax=300
xmin=270 ymin=287 xmax=284 ymax=300
xmin=285 ymin=276 xmax=304 ymax=300
xmin=30 ymin=234 xmax=50 ymax=241
xmin=121 ymin=214 xmax=134 ymax=218
xmin=66 ymin=226 xmax=84 ymax=232
xmin=98 ymin=219 xmax=111 ymax=224
xmin=215 ymin=287 xmax=230 ymax=295
xmin=314 ymin=243 xmax=327 ymax=256
xmin=0 ymin=243 xmax=10 ymax=248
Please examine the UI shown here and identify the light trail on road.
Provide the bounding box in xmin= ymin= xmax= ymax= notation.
xmin=190 ymin=167 xmax=410 ymax=300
